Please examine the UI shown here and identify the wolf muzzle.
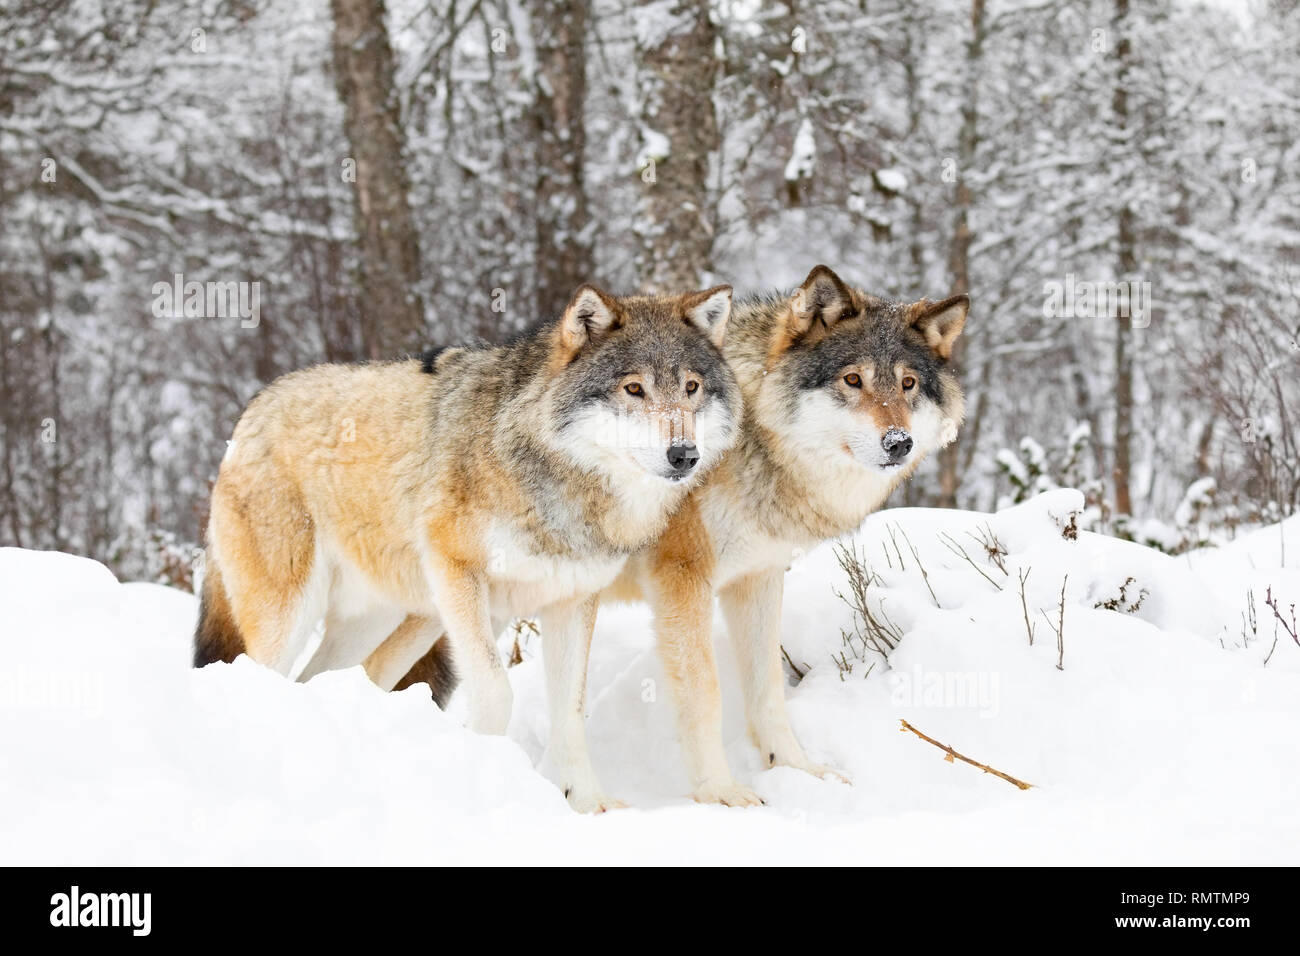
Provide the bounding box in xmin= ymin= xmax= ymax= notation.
xmin=666 ymin=441 xmax=700 ymax=476
xmin=882 ymin=428 xmax=913 ymax=463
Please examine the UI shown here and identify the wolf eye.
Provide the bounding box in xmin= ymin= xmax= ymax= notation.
xmin=902 ymin=375 xmax=916 ymax=391
xmin=625 ymin=382 xmax=644 ymax=397
xmin=686 ymin=380 xmax=699 ymax=395
xmin=844 ymin=372 xmax=862 ymax=388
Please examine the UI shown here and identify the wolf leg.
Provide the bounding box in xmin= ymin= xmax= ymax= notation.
xmin=390 ymin=634 xmax=458 ymax=707
xmin=297 ymin=607 xmax=406 ymax=682
xmin=537 ymin=594 xmax=623 ymax=813
xmin=649 ymin=560 xmax=762 ymax=807
xmin=720 ymin=568 xmax=850 ymax=784
xmin=425 ymin=555 xmax=512 ymax=734
xmin=362 ymin=614 xmax=445 ymax=691
xmin=205 ymin=481 xmax=325 ymax=675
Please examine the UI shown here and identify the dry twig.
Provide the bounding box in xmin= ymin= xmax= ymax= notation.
xmin=938 ymin=531 xmax=1003 ymax=591
xmin=1017 ymin=567 xmax=1035 ymax=646
xmin=899 ymin=719 xmax=1035 ymax=790
xmin=833 ymin=543 xmax=904 ymax=674
xmin=885 ymin=523 xmax=908 ymax=572
xmin=1037 ymin=575 xmax=1068 ymax=670
xmin=781 ymin=644 xmax=807 ymax=680
xmin=508 ymin=618 xmax=540 ymax=666
xmin=1265 ymin=586 xmax=1299 ymax=648
xmin=896 ymin=524 xmax=940 ymax=608
xmin=966 ymin=522 xmax=1009 ymax=575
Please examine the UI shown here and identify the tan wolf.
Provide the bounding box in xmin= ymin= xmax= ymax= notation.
xmin=193 ymin=283 xmax=741 ymax=812
xmin=399 ymin=266 xmax=968 ymax=806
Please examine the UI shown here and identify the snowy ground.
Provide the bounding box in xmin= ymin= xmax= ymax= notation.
xmin=2 ymin=489 xmax=1298 ymax=865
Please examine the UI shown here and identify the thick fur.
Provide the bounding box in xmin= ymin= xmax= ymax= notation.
xmin=401 ymin=265 xmax=968 ymax=805
xmin=194 ymin=283 xmax=741 ymax=812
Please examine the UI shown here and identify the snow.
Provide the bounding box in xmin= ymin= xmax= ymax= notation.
xmin=636 ymin=126 xmax=671 ymax=170
xmin=995 ymin=447 xmax=1028 ymax=483
xmin=3 ymin=490 xmax=1299 ymax=864
xmin=1174 ymin=475 xmax=1216 ymax=529
xmin=873 ymin=167 xmax=908 ymax=193
xmin=631 ymin=0 xmax=696 ymax=50
xmin=783 ymin=118 xmax=815 ymax=183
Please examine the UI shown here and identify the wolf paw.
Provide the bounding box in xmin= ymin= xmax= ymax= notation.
xmin=766 ymin=749 xmax=852 ymax=785
xmin=565 ymin=787 xmax=628 ymax=814
xmin=692 ymin=779 xmax=765 ymax=807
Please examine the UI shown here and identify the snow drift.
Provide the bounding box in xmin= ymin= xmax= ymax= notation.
xmin=2 ymin=490 xmax=1297 ymax=864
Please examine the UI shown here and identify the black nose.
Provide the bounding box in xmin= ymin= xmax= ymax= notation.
xmin=667 ymin=442 xmax=700 ymax=473
xmin=882 ymin=430 xmax=913 ymax=461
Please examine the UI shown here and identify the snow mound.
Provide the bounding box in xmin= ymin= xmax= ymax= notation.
xmin=2 ymin=492 xmax=1299 ymax=864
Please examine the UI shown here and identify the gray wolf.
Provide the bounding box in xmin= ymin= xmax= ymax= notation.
xmin=193 ymin=282 xmax=740 ymax=811
xmin=399 ymin=265 xmax=967 ymax=806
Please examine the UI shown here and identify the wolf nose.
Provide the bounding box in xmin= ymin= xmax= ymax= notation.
xmin=667 ymin=442 xmax=700 ymax=473
xmin=882 ymin=430 xmax=913 ymax=461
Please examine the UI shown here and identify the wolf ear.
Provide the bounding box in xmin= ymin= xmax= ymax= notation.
xmin=560 ymin=284 xmax=620 ymax=354
xmin=682 ymin=285 xmax=732 ymax=349
xmin=789 ymin=265 xmax=856 ymax=340
xmin=907 ymin=294 xmax=969 ymax=360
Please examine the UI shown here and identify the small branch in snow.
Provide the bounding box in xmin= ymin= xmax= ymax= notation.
xmin=1039 ymin=575 xmax=1068 ymax=671
xmin=898 ymin=720 xmax=1035 ymax=790
xmin=1264 ymin=587 xmax=1299 ymax=648
xmin=966 ymin=523 xmax=1009 ymax=575
xmin=1264 ymin=632 xmax=1279 ymax=667
xmin=1241 ymin=589 xmax=1257 ymax=651
xmin=508 ymin=618 xmax=539 ymax=667
xmin=896 ymin=524 xmax=940 ymax=608
xmin=780 ymin=644 xmax=807 ymax=681
xmin=885 ymin=523 xmax=908 ymax=572
xmin=938 ymin=531 xmax=1003 ymax=591
xmin=1093 ymin=576 xmax=1148 ymax=614
xmin=834 ymin=543 xmax=903 ymax=674
xmin=1018 ymin=567 xmax=1035 ymax=646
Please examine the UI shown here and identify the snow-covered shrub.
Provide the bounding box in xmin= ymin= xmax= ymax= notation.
xmin=995 ymin=424 xmax=1099 ymax=513
xmin=831 ymin=543 xmax=903 ymax=677
xmin=1116 ymin=477 xmax=1218 ymax=555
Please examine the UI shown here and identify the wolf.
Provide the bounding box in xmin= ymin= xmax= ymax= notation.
xmin=193 ymin=282 xmax=741 ymax=812
xmin=398 ymin=265 xmax=967 ymax=806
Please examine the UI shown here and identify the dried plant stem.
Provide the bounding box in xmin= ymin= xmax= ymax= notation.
xmin=1264 ymin=586 xmax=1299 ymax=648
xmin=1018 ymin=567 xmax=1035 ymax=646
xmin=895 ymin=524 xmax=940 ymax=608
xmin=1038 ymin=575 xmax=1068 ymax=670
xmin=885 ymin=523 xmax=908 ymax=572
xmin=938 ymin=531 xmax=1003 ymax=591
xmin=966 ymin=522 xmax=1009 ymax=575
xmin=780 ymin=644 xmax=806 ymax=680
xmin=899 ymin=720 xmax=1035 ymax=790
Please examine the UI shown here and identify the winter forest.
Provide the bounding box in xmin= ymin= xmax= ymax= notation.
xmin=2 ymin=0 xmax=1298 ymax=583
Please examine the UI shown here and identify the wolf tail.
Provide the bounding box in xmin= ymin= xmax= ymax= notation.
xmin=394 ymin=637 xmax=458 ymax=708
xmin=193 ymin=556 xmax=245 ymax=667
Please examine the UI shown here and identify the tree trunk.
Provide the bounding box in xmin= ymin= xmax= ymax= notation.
xmin=634 ymin=0 xmax=719 ymax=291
xmin=1112 ymin=0 xmax=1135 ymax=517
xmin=531 ymin=0 xmax=595 ymax=319
xmin=937 ymin=0 xmax=985 ymax=508
xmin=331 ymin=0 xmax=426 ymax=357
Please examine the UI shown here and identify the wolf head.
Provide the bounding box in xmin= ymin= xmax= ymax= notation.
xmin=547 ymin=283 xmax=741 ymax=486
xmin=754 ymin=265 xmax=967 ymax=476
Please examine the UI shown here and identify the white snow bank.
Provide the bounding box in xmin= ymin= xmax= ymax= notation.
xmin=2 ymin=492 xmax=1299 ymax=864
